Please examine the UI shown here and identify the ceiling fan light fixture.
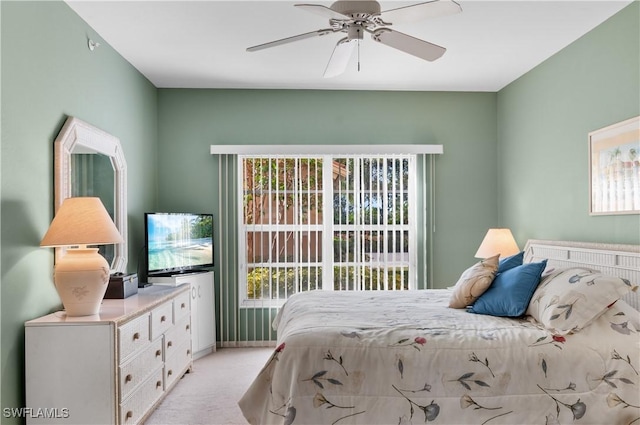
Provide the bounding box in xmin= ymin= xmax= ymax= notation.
xmin=347 ymin=24 xmax=364 ymax=40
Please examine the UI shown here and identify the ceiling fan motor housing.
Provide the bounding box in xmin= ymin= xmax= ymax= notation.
xmin=330 ymin=0 xmax=381 ymax=18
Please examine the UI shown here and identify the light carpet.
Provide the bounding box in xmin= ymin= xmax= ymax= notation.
xmin=144 ymin=347 xmax=273 ymax=425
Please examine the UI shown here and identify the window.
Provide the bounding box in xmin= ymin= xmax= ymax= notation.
xmin=239 ymin=154 xmax=416 ymax=305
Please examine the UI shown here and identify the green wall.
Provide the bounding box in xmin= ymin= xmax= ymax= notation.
xmin=156 ymin=89 xmax=499 ymax=288
xmin=157 ymin=89 xmax=498 ymax=342
xmin=1 ymin=1 xmax=158 ymax=419
xmin=498 ymin=2 xmax=640 ymax=245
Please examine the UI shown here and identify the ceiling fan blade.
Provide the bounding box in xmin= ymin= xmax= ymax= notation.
xmin=295 ymin=4 xmax=351 ymax=20
xmin=247 ymin=28 xmax=335 ymax=52
xmin=381 ymin=0 xmax=462 ymax=24
xmin=372 ymin=28 xmax=446 ymax=62
xmin=324 ymin=38 xmax=357 ymax=78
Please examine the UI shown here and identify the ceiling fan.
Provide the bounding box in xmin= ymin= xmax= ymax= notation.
xmin=247 ymin=0 xmax=462 ymax=78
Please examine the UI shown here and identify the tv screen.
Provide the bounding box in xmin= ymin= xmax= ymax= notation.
xmin=145 ymin=212 xmax=213 ymax=276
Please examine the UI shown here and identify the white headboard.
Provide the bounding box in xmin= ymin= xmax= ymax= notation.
xmin=523 ymin=239 xmax=640 ymax=311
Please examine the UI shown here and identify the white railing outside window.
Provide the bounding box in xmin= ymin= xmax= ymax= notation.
xmin=238 ymin=154 xmax=416 ymax=307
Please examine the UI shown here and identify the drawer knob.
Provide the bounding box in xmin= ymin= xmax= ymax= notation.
xmin=181 ymin=302 xmax=186 ymax=309
xmin=161 ymin=315 xmax=166 ymax=322
xmin=156 ymin=349 xmax=162 ymax=357
xmin=156 ymin=380 xmax=162 ymax=389
xmin=126 ymin=411 xmax=133 ymax=420
xmin=168 ymin=369 xmax=173 ymax=376
xmin=125 ymin=374 xmax=133 ymax=383
xmin=133 ymin=332 xmax=140 ymax=341
xmin=187 ymin=349 xmax=191 ymax=355
xmin=167 ymin=341 xmax=173 ymax=348
xmin=186 ymin=324 xmax=190 ymax=331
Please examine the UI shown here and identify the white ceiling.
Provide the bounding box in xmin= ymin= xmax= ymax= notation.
xmin=66 ymin=0 xmax=633 ymax=92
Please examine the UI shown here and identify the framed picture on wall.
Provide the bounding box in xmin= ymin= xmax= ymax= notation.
xmin=588 ymin=115 xmax=640 ymax=215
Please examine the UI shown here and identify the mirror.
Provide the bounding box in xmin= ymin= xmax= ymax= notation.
xmin=54 ymin=117 xmax=127 ymax=273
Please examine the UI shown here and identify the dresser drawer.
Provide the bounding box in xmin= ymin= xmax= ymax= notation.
xmin=118 ymin=312 xmax=150 ymax=361
xmin=174 ymin=289 xmax=191 ymax=322
xmin=119 ymin=338 xmax=164 ymax=400
xmin=150 ymin=301 xmax=173 ymax=340
xmin=120 ymin=367 xmax=164 ymax=425
xmin=164 ymin=339 xmax=192 ymax=390
xmin=164 ymin=315 xmax=191 ymax=356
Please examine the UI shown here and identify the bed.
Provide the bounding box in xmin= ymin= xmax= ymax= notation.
xmin=239 ymin=240 xmax=640 ymax=425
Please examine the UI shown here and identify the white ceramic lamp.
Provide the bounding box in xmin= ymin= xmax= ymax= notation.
xmin=475 ymin=228 xmax=519 ymax=259
xmin=40 ymin=197 xmax=124 ymax=316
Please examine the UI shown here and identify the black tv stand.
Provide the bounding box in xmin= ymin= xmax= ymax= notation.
xmin=149 ymin=268 xmax=211 ymax=279
xmin=174 ymin=268 xmax=209 ymax=275
xmin=148 ymin=269 xmax=212 ymax=287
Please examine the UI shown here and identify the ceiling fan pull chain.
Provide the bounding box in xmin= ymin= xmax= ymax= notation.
xmin=358 ymin=39 xmax=361 ymax=72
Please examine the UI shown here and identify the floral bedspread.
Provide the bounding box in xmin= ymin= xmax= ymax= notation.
xmin=238 ymin=290 xmax=640 ymax=425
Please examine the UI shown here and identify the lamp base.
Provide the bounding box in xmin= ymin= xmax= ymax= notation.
xmin=54 ymin=247 xmax=110 ymax=316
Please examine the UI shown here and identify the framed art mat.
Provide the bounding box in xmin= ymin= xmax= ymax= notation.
xmin=589 ymin=115 xmax=640 ymax=215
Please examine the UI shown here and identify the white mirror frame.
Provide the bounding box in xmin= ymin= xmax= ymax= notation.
xmin=54 ymin=117 xmax=128 ymax=273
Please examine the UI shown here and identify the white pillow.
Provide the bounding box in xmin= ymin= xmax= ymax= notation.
xmin=526 ymin=267 xmax=637 ymax=334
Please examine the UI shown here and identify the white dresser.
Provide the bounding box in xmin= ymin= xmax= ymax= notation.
xmin=25 ymin=285 xmax=192 ymax=425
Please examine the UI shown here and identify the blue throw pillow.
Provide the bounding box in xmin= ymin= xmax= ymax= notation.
xmin=469 ymin=260 xmax=547 ymax=317
xmin=497 ymin=251 xmax=524 ymax=273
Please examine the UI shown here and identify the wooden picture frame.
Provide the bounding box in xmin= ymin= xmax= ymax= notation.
xmin=589 ymin=116 xmax=640 ymax=215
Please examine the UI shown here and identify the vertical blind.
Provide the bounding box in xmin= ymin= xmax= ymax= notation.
xmin=212 ymin=146 xmax=440 ymax=347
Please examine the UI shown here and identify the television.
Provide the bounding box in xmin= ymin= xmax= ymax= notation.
xmin=144 ymin=212 xmax=214 ymax=277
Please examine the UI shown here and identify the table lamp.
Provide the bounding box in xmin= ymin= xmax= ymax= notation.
xmin=40 ymin=197 xmax=124 ymax=316
xmin=475 ymin=228 xmax=519 ymax=259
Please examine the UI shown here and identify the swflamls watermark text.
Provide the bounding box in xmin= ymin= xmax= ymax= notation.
xmin=3 ymin=407 xmax=70 ymax=419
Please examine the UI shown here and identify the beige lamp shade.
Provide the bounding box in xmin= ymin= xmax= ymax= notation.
xmin=40 ymin=197 xmax=124 ymax=316
xmin=40 ymin=197 xmax=123 ymax=247
xmin=475 ymin=228 xmax=519 ymax=259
